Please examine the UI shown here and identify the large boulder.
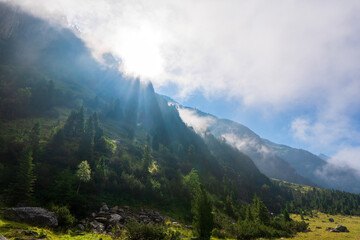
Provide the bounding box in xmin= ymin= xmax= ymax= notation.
xmin=3 ymin=207 xmax=58 ymax=226
xmin=0 ymin=233 xmax=8 ymax=240
xmin=325 ymin=225 xmax=349 ymax=233
xmin=335 ymin=225 xmax=349 ymax=232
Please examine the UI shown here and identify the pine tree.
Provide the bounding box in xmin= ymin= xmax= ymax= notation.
xmin=92 ymin=112 xmax=103 ymax=142
xmin=6 ymin=148 xmax=36 ymax=205
xmin=224 ymin=195 xmax=235 ymax=218
xmin=75 ymin=106 xmax=85 ymax=136
xmin=78 ymin=115 xmax=95 ymax=163
xmin=245 ymin=205 xmax=253 ymax=222
xmin=192 ymin=185 xmax=214 ymax=239
xmin=141 ymin=145 xmax=152 ymax=173
xmin=283 ymin=208 xmax=291 ymax=222
xmin=29 ymin=122 xmax=41 ymax=160
xmin=252 ymin=196 xmax=270 ymax=225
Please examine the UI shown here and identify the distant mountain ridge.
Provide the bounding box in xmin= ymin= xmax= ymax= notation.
xmin=164 ymin=97 xmax=360 ymax=193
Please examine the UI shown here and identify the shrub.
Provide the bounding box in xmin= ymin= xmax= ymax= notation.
xmin=212 ymin=228 xmax=226 ymax=239
xmin=127 ymin=222 xmax=165 ymax=240
xmin=51 ymin=205 xmax=75 ymax=228
xmin=235 ymin=221 xmax=289 ymax=240
xmin=125 ymin=220 xmax=180 ymax=240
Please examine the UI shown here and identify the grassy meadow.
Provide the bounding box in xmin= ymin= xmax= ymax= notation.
xmin=278 ymin=211 xmax=360 ymax=240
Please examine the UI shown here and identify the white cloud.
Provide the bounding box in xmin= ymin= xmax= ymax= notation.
xmin=4 ymin=0 xmax=360 ymax=174
xmin=177 ymin=108 xmax=215 ymax=134
xmin=5 ymin=0 xmax=360 ymax=108
xmin=221 ymin=132 xmax=271 ymax=156
xmin=327 ymin=147 xmax=360 ymax=177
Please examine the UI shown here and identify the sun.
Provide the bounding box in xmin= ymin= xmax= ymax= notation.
xmin=116 ymin=23 xmax=164 ymax=80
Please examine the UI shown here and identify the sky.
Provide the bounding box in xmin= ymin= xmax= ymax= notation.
xmin=4 ymin=0 xmax=360 ymax=173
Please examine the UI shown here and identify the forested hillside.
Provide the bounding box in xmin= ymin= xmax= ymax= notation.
xmin=1 ymin=2 xmax=360 ymax=239
xmin=0 ymin=3 xmax=283 ymax=217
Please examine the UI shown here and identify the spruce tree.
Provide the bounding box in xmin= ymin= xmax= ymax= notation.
xmin=245 ymin=205 xmax=253 ymax=222
xmin=192 ymin=185 xmax=214 ymax=239
xmin=93 ymin=112 xmax=103 ymax=142
xmin=29 ymin=122 xmax=40 ymax=159
xmin=6 ymin=148 xmax=36 ymax=205
xmin=75 ymin=106 xmax=85 ymax=136
xmin=141 ymin=145 xmax=152 ymax=173
xmin=252 ymin=196 xmax=270 ymax=225
xmin=283 ymin=208 xmax=291 ymax=222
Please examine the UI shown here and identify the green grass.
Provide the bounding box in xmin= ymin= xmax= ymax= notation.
xmin=276 ymin=211 xmax=360 ymax=240
xmin=0 ymin=107 xmax=71 ymax=143
xmin=4 ymin=212 xmax=360 ymax=240
xmin=0 ymin=218 xmax=112 ymax=240
xmin=271 ymin=178 xmax=314 ymax=193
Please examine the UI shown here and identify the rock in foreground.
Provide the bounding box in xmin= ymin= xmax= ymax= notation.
xmin=3 ymin=207 xmax=58 ymax=227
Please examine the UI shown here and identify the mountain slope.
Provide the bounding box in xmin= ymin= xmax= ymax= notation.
xmin=0 ymin=2 xmax=288 ymax=217
xmin=169 ymin=99 xmax=360 ymax=193
xmin=173 ymin=104 xmax=315 ymax=186
xmin=262 ymin=139 xmax=360 ymax=193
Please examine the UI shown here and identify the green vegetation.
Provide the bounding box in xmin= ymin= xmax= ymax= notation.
xmin=192 ymin=185 xmax=214 ymax=239
xmin=273 ymin=179 xmax=360 ymax=216
xmin=0 ymin=217 xmax=112 ymax=240
xmin=1 ymin=7 xmax=360 ymax=240
xmin=280 ymin=211 xmax=360 ymax=240
xmin=125 ymin=220 xmax=180 ymax=240
xmin=76 ymin=160 xmax=91 ymax=194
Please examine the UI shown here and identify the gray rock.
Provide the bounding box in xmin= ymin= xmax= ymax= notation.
xmin=90 ymin=220 xmax=105 ymax=232
xmin=335 ymin=225 xmax=349 ymax=232
xmin=0 ymin=233 xmax=8 ymax=240
xmin=4 ymin=207 xmax=58 ymax=226
xmin=326 ymin=225 xmax=349 ymax=232
xmin=100 ymin=204 xmax=109 ymax=212
xmin=109 ymin=214 xmax=122 ymax=223
xmin=77 ymin=224 xmax=85 ymax=230
xmin=22 ymin=230 xmax=38 ymax=236
xmin=95 ymin=216 xmax=107 ymax=223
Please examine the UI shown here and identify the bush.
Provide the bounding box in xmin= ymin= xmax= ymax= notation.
xmin=235 ymin=221 xmax=289 ymax=240
xmin=125 ymin=220 xmax=180 ymax=240
xmin=51 ymin=205 xmax=75 ymax=228
xmin=212 ymin=228 xmax=226 ymax=239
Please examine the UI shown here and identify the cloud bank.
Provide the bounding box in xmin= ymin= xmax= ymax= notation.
xmin=5 ymin=0 xmax=360 ymax=106
xmin=177 ymin=108 xmax=215 ymax=134
xmin=4 ymin=0 xmax=360 ymax=172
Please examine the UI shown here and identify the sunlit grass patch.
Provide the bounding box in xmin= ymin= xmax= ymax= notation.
xmin=0 ymin=218 xmax=112 ymax=240
xmin=275 ymin=211 xmax=360 ymax=240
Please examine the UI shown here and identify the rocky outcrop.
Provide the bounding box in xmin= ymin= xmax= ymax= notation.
xmin=3 ymin=207 xmax=58 ymax=227
xmin=325 ymin=225 xmax=349 ymax=232
xmin=0 ymin=233 xmax=8 ymax=240
xmin=79 ymin=203 xmax=167 ymax=234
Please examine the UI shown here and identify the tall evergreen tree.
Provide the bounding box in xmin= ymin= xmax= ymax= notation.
xmin=283 ymin=208 xmax=291 ymax=222
xmin=192 ymin=185 xmax=214 ymax=239
xmin=6 ymin=148 xmax=36 ymax=205
xmin=92 ymin=112 xmax=103 ymax=142
xmin=75 ymin=106 xmax=85 ymax=136
xmin=252 ymin=196 xmax=270 ymax=225
xmin=245 ymin=205 xmax=253 ymax=222
xmin=141 ymin=145 xmax=152 ymax=173
xmin=29 ymin=122 xmax=41 ymax=160
xmin=78 ymin=115 xmax=95 ymax=163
